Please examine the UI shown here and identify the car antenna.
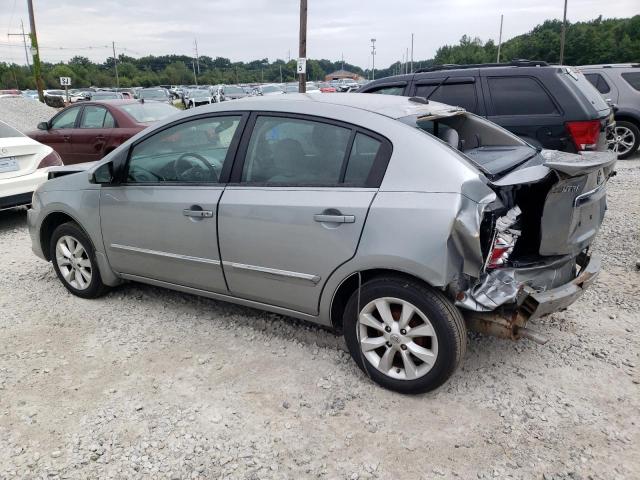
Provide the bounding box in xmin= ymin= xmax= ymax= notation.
xmin=425 ymin=75 xmax=450 ymax=101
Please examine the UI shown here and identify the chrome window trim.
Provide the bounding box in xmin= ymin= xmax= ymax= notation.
xmin=110 ymin=243 xmax=221 ymax=266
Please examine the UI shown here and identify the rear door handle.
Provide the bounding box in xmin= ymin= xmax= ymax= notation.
xmin=183 ymin=209 xmax=214 ymax=218
xmin=314 ymin=214 xmax=355 ymax=224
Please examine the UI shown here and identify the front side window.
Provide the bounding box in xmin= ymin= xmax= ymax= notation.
xmin=51 ymin=107 xmax=81 ymax=129
xmin=126 ymin=116 xmax=241 ymax=183
xmin=367 ymin=85 xmax=406 ymax=96
xmin=584 ymin=73 xmax=611 ymax=94
xmin=415 ymin=82 xmax=477 ymax=112
xmin=79 ymin=106 xmax=115 ymax=129
xmin=241 ymin=116 xmax=351 ymax=184
xmin=621 ymin=72 xmax=640 ymax=91
xmin=488 ymin=77 xmax=558 ymax=116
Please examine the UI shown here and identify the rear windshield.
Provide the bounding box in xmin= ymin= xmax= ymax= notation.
xmin=120 ymin=103 xmax=177 ymax=123
xmin=0 ymin=121 xmax=24 ymax=138
xmin=399 ymin=112 xmax=538 ymax=178
xmin=561 ymin=67 xmax=610 ymax=113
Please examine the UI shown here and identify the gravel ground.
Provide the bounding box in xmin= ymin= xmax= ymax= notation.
xmin=0 ymin=97 xmax=59 ymax=133
xmin=0 ymin=158 xmax=638 ymax=480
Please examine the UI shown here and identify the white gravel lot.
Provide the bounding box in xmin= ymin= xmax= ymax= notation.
xmin=0 ymin=158 xmax=638 ymax=480
xmin=0 ymin=97 xmax=59 ymax=133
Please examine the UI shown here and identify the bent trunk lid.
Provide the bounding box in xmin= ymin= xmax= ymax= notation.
xmin=491 ymin=149 xmax=616 ymax=257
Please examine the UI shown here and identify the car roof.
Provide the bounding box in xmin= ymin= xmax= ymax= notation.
xmin=191 ymin=93 xmax=462 ymax=120
xmin=79 ymin=100 xmax=140 ymax=106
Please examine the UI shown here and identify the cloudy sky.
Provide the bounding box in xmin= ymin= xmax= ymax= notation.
xmin=1 ymin=0 xmax=638 ymax=68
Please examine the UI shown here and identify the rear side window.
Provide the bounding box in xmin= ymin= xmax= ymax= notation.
xmin=415 ymin=83 xmax=477 ymax=112
xmin=79 ymin=106 xmax=115 ymax=129
xmin=344 ymin=133 xmax=382 ymax=185
xmin=584 ymin=73 xmax=611 ymax=94
xmin=621 ymin=72 xmax=640 ymax=91
xmin=241 ymin=116 xmax=351 ymax=184
xmin=366 ymin=85 xmax=406 ymax=95
xmin=488 ymin=77 xmax=558 ymax=115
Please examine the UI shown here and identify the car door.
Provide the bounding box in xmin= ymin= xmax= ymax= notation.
xmin=100 ymin=113 xmax=246 ymax=292
xmin=73 ymin=104 xmax=116 ymax=162
xmin=218 ymin=113 xmax=392 ymax=315
xmin=37 ymin=105 xmax=83 ymax=163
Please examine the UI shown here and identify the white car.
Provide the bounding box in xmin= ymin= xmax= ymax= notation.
xmin=0 ymin=121 xmax=63 ymax=210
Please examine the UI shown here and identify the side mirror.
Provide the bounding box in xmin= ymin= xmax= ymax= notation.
xmin=37 ymin=121 xmax=49 ymax=130
xmin=90 ymin=161 xmax=114 ymax=184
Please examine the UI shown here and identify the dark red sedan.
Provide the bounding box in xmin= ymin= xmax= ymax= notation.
xmin=28 ymin=100 xmax=178 ymax=165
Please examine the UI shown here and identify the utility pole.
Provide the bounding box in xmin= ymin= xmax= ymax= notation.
xmin=279 ymin=64 xmax=283 ymax=84
xmin=559 ymin=0 xmax=568 ymax=65
xmin=370 ymin=38 xmax=376 ymax=80
xmin=497 ymin=14 xmax=504 ymax=63
xmin=406 ymin=47 xmax=409 ymax=74
xmin=194 ymin=38 xmax=200 ymax=74
xmin=7 ymin=19 xmax=31 ymax=70
xmin=192 ymin=60 xmax=198 ymax=85
xmin=341 ymin=52 xmax=344 ymax=71
xmin=298 ymin=0 xmax=307 ymax=93
xmin=410 ymin=33 xmax=414 ymax=73
xmin=112 ymin=41 xmax=119 ymax=88
xmin=26 ymin=0 xmax=44 ymax=102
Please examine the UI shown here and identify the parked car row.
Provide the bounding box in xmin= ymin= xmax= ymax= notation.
xmin=359 ymin=60 xmax=639 ymax=159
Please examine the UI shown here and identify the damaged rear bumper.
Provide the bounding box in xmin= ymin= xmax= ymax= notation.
xmin=518 ymin=253 xmax=600 ymax=320
xmin=461 ymin=253 xmax=600 ymax=342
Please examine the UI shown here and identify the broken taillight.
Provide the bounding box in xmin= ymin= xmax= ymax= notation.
xmin=486 ymin=206 xmax=522 ymax=270
xmin=565 ymin=120 xmax=600 ymax=151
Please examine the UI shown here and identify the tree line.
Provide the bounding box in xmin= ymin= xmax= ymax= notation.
xmin=1 ymin=15 xmax=638 ymax=90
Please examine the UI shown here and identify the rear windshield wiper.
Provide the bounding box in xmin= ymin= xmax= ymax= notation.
xmin=425 ymin=76 xmax=450 ymax=101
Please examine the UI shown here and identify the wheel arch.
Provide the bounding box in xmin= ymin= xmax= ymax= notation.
xmin=39 ymin=211 xmax=87 ymax=261
xmin=329 ymin=268 xmax=441 ymax=332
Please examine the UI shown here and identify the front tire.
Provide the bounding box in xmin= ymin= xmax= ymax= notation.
xmin=343 ymin=276 xmax=466 ymax=394
xmin=50 ymin=222 xmax=108 ymax=298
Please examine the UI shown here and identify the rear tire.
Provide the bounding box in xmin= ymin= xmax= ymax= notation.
xmin=50 ymin=222 xmax=108 ymax=299
xmin=343 ymin=276 xmax=466 ymax=394
xmin=609 ymin=120 xmax=639 ymax=160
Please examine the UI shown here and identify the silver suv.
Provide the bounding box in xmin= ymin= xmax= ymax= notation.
xmin=28 ymin=94 xmax=615 ymax=393
xmin=580 ymin=64 xmax=640 ymax=159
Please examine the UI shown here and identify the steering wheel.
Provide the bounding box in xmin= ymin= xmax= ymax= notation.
xmin=171 ymin=152 xmax=219 ymax=182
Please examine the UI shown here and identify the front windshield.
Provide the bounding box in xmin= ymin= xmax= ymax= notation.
xmin=285 ymin=85 xmax=298 ymax=92
xmin=120 ymin=103 xmax=178 ymax=123
xmin=190 ymin=90 xmax=208 ymax=98
xmin=262 ymin=85 xmax=281 ymax=93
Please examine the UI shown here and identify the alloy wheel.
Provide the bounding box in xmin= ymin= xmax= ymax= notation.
xmin=55 ymin=235 xmax=92 ymax=290
xmin=607 ymin=125 xmax=636 ymax=156
xmin=357 ymin=297 xmax=439 ymax=380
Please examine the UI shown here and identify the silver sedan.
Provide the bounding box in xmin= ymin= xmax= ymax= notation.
xmin=28 ymin=94 xmax=614 ymax=393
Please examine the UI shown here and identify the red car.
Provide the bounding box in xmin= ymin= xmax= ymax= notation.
xmin=28 ymin=100 xmax=178 ymax=165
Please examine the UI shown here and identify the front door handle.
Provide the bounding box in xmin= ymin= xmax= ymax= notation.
xmin=183 ymin=208 xmax=213 ymax=218
xmin=314 ymin=214 xmax=355 ymax=224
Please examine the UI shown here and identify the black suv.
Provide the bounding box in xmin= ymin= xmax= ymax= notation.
xmin=359 ymin=60 xmax=613 ymax=153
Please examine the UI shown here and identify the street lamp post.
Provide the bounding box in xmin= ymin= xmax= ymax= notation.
xmin=370 ymin=38 xmax=376 ymax=81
